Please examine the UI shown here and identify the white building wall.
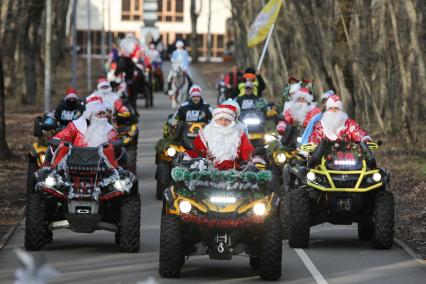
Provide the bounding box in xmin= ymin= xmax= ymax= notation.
xmin=76 ymin=0 xmax=231 ymax=38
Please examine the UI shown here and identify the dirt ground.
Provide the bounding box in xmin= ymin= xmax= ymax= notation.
xmin=1 ymin=60 xmax=425 ymax=260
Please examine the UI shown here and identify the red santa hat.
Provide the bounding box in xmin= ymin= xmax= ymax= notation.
xmin=97 ymin=78 xmax=111 ymax=90
xmin=326 ymin=94 xmax=343 ymax=110
xmin=292 ymin=88 xmax=313 ymax=103
xmin=82 ymin=99 xmax=106 ymax=120
xmin=222 ymin=98 xmax=241 ymax=117
xmin=65 ymin=88 xmax=78 ymax=100
xmin=189 ymin=85 xmax=202 ymax=97
xmin=212 ymin=104 xmax=237 ymax=122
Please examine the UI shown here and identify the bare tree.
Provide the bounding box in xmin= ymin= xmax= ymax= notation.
xmin=190 ymin=0 xmax=202 ymax=63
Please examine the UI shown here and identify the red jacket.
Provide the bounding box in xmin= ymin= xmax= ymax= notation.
xmin=309 ymin=118 xmax=371 ymax=144
xmin=53 ymin=118 xmax=117 ymax=147
xmin=188 ymin=132 xmax=254 ymax=170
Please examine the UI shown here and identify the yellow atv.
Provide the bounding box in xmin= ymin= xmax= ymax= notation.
xmin=155 ymin=121 xmax=205 ymax=200
xmin=115 ymin=112 xmax=139 ymax=175
xmin=264 ymin=131 xmax=307 ymax=238
xmin=159 ymin=159 xmax=282 ymax=280
xmin=288 ymin=140 xmax=394 ymax=249
xmin=27 ymin=115 xmax=61 ymax=195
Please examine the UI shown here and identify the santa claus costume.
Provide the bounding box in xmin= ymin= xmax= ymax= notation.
xmin=53 ymin=100 xmax=117 ymax=147
xmin=309 ymin=95 xmax=371 ymax=144
xmin=277 ymin=88 xmax=319 ymax=134
xmin=87 ymin=78 xmax=129 ymax=115
xmin=188 ymin=104 xmax=254 ymax=170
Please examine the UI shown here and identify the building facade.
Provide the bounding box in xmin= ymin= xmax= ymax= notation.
xmin=75 ymin=0 xmax=232 ymax=59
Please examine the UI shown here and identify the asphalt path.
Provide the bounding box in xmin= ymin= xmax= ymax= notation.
xmin=0 ymin=63 xmax=425 ymax=283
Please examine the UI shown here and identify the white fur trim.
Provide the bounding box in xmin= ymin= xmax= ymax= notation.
xmin=212 ymin=107 xmax=236 ymax=121
xmin=73 ymin=117 xmax=87 ymax=134
xmin=326 ymin=99 xmax=343 ymax=110
xmin=292 ymin=90 xmax=313 ymax=103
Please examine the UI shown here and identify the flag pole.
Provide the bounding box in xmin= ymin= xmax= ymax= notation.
xmin=256 ymin=23 xmax=275 ymax=72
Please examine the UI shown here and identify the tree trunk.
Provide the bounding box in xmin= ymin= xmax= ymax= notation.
xmin=0 ymin=46 xmax=11 ymax=159
xmin=190 ymin=0 xmax=200 ymax=63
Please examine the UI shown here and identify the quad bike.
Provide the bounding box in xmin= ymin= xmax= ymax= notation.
xmin=115 ymin=111 xmax=139 ymax=175
xmin=287 ymin=140 xmax=394 ymax=249
xmin=263 ymin=130 xmax=306 ymax=238
xmin=159 ymin=158 xmax=282 ymax=280
xmin=25 ymin=141 xmax=141 ymax=252
xmin=27 ymin=115 xmax=63 ymax=195
xmin=155 ymin=121 xmax=206 ymax=200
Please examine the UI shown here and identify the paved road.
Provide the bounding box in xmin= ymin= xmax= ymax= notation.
xmin=0 ymin=64 xmax=425 ymax=283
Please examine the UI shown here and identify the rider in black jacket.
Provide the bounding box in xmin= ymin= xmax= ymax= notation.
xmin=53 ymin=88 xmax=85 ymax=127
xmin=175 ymin=85 xmax=212 ymax=145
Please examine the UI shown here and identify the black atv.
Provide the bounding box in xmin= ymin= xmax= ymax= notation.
xmin=25 ymin=141 xmax=141 ymax=252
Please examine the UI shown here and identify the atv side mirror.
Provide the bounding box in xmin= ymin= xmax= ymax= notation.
xmin=299 ymin=143 xmax=317 ymax=153
xmin=367 ymin=142 xmax=379 ymax=151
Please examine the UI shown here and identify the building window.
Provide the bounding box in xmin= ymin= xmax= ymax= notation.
xmin=157 ymin=0 xmax=184 ymax=22
xmin=122 ymin=0 xmax=143 ymax=21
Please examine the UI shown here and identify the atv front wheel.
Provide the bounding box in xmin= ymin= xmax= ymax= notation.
xmin=259 ymin=216 xmax=282 ymax=280
xmin=119 ymin=195 xmax=141 ymax=252
xmin=126 ymin=147 xmax=137 ymax=175
xmin=25 ymin=193 xmax=48 ymax=251
xmin=27 ymin=158 xmax=37 ymax=195
xmin=156 ymin=161 xmax=171 ymax=200
xmin=280 ymin=192 xmax=289 ymax=239
xmin=159 ymin=214 xmax=184 ymax=278
xmin=288 ymin=188 xmax=311 ymax=248
xmin=372 ymin=191 xmax=394 ymax=249
xmin=358 ymin=220 xmax=374 ymax=241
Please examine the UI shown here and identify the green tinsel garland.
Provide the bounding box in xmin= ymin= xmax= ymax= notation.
xmin=155 ymin=136 xmax=176 ymax=153
xmin=171 ymin=167 xmax=272 ymax=184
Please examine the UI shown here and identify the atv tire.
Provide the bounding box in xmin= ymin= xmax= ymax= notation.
xmin=25 ymin=193 xmax=48 ymax=251
xmin=372 ymin=191 xmax=394 ymax=249
xmin=249 ymin=257 xmax=260 ymax=269
xmin=156 ymin=161 xmax=171 ymax=200
xmin=288 ymin=188 xmax=311 ymax=248
xmin=159 ymin=214 xmax=184 ymax=278
xmin=126 ymin=147 xmax=137 ymax=175
xmin=27 ymin=158 xmax=37 ymax=195
xmin=119 ymin=195 xmax=141 ymax=253
xmin=358 ymin=220 xmax=374 ymax=241
xmin=259 ymin=215 xmax=282 ymax=280
xmin=280 ymin=192 xmax=289 ymax=240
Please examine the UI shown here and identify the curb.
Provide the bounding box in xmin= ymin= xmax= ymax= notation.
xmin=0 ymin=206 xmax=25 ymax=251
xmin=394 ymin=237 xmax=426 ymax=266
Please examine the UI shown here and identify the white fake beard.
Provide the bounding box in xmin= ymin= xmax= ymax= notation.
xmin=85 ymin=117 xmax=110 ymax=147
xmin=320 ymin=111 xmax=348 ymax=141
xmin=202 ymin=121 xmax=241 ymax=163
xmin=289 ymin=102 xmax=311 ymax=124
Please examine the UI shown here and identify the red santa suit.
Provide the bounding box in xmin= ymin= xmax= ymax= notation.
xmin=309 ymin=95 xmax=371 ymax=144
xmin=187 ymin=104 xmax=254 ymax=170
xmin=53 ymin=101 xmax=117 ymax=147
xmin=88 ymin=78 xmax=129 ymax=115
xmin=277 ymin=88 xmax=315 ymax=134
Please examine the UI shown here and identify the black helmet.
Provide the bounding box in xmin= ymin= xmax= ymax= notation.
xmin=42 ymin=116 xmax=57 ymax=131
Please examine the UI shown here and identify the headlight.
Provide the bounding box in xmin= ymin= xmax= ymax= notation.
xmin=264 ymin=134 xmax=275 ymax=143
xmin=334 ymin=160 xmax=356 ymax=166
xmin=253 ymin=203 xmax=266 ymax=216
xmin=45 ymin=176 xmax=56 ymax=187
xmin=167 ymin=147 xmax=177 ymax=157
xmin=306 ymin=172 xmax=316 ymax=182
xmin=372 ymin=173 xmax=382 ymax=182
xmin=179 ymin=200 xmax=192 ymax=213
xmin=243 ymin=118 xmax=261 ymax=125
xmin=40 ymin=154 xmax=45 ymax=164
xmin=276 ymin=153 xmax=286 ymax=163
xmin=210 ymin=196 xmax=237 ymax=204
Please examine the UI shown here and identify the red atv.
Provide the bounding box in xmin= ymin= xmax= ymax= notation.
xmin=25 ymin=141 xmax=141 ymax=252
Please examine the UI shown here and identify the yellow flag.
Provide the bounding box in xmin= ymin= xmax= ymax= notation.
xmin=247 ymin=0 xmax=283 ymax=48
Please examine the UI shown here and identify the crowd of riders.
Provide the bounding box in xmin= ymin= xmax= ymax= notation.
xmin=27 ymin=33 xmax=392 ymax=281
